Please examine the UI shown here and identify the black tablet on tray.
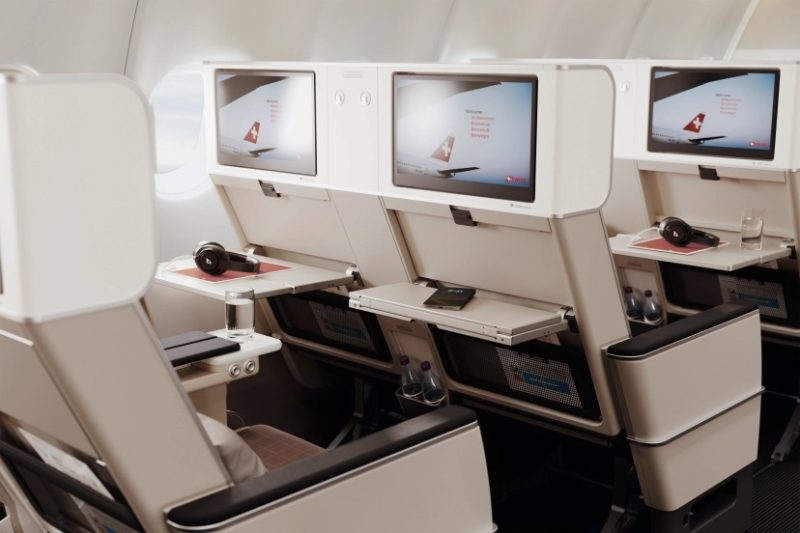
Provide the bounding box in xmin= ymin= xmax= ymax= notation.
xmin=423 ymin=288 xmax=476 ymax=310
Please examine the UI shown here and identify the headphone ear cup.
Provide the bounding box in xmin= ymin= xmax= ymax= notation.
xmin=659 ymin=217 xmax=692 ymax=246
xmin=194 ymin=242 xmax=228 ymax=275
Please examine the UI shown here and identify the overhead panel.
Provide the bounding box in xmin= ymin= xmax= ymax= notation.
xmin=0 ymin=0 xmax=137 ymax=74
xmin=735 ymin=0 xmax=800 ymax=59
xmin=626 ymin=0 xmax=752 ymax=59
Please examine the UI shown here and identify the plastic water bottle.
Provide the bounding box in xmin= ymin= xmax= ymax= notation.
xmin=642 ymin=290 xmax=663 ymax=325
xmin=623 ymin=286 xmax=643 ymax=320
xmin=420 ymin=361 xmax=446 ymax=406
xmin=399 ymin=356 xmax=423 ymax=398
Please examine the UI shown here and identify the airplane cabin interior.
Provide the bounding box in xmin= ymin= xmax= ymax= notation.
xmin=3 ymin=1 xmax=800 ymax=532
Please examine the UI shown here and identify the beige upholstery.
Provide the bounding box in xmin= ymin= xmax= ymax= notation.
xmin=198 ymin=414 xmax=267 ymax=483
xmin=238 ymin=425 xmax=324 ymax=471
xmin=199 ymin=413 xmax=323 ymax=478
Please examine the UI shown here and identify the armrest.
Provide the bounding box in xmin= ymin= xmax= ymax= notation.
xmin=166 ymin=406 xmax=477 ymax=529
xmin=160 ymin=331 xmax=240 ymax=367
xmin=607 ymin=303 xmax=758 ymax=359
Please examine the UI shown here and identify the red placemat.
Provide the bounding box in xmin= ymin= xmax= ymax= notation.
xmin=630 ymin=237 xmax=726 ymax=255
xmin=173 ymin=261 xmax=291 ymax=283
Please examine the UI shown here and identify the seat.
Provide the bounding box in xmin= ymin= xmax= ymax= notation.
xmin=238 ymin=425 xmax=324 ymax=471
xmin=198 ymin=413 xmax=323 ymax=482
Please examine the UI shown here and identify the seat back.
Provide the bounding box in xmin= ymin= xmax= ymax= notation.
xmin=0 ymin=73 xmax=230 ymax=532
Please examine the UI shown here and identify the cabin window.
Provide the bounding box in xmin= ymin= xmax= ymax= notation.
xmin=150 ymin=67 xmax=207 ymax=197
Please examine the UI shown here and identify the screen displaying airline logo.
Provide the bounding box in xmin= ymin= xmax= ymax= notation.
xmin=243 ymin=121 xmax=260 ymax=144
xmin=216 ymin=71 xmax=316 ymax=175
xmin=649 ymin=69 xmax=778 ymax=157
xmin=431 ymin=135 xmax=455 ymax=163
xmin=683 ymin=113 xmax=705 ymax=133
xmin=394 ymin=75 xmax=534 ymax=193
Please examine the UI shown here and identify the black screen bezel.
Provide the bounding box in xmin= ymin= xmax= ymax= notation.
xmin=392 ymin=72 xmax=537 ymax=203
xmin=647 ymin=66 xmax=780 ymax=161
xmin=215 ymin=69 xmax=318 ymax=176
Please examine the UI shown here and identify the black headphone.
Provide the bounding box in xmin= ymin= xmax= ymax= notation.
xmin=658 ymin=217 xmax=720 ymax=247
xmin=192 ymin=241 xmax=260 ymax=276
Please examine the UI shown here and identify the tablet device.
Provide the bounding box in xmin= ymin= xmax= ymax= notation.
xmin=423 ymin=288 xmax=476 ymax=310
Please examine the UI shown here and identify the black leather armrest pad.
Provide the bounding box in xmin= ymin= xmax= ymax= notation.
xmin=160 ymin=331 xmax=216 ymax=351
xmin=164 ymin=337 xmax=240 ymax=367
xmin=607 ymin=302 xmax=758 ymax=359
xmin=167 ymin=406 xmax=477 ymax=528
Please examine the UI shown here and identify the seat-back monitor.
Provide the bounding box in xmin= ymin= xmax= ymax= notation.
xmin=393 ymin=73 xmax=537 ymax=202
xmin=215 ymin=69 xmax=316 ymax=175
xmin=648 ymin=67 xmax=779 ymax=160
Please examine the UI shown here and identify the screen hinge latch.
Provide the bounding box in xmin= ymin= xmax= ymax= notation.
xmin=698 ymin=165 xmax=719 ymax=181
xmin=560 ymin=306 xmax=579 ymax=333
xmin=346 ymin=266 xmax=364 ymax=288
xmin=780 ymin=238 xmax=796 ymax=259
xmin=450 ymin=206 xmax=477 ymax=227
xmin=258 ymin=180 xmax=281 ymax=198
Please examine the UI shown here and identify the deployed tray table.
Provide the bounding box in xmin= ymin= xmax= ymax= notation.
xmin=609 ymin=231 xmax=792 ymax=272
xmin=155 ymin=255 xmax=353 ymax=301
xmin=349 ymin=283 xmax=567 ymax=346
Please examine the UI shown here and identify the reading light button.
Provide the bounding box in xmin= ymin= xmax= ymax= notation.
xmin=334 ymin=90 xmax=345 ymax=105
xmin=359 ymin=91 xmax=371 ymax=106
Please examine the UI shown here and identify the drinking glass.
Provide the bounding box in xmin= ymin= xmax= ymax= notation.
xmin=740 ymin=208 xmax=765 ymax=250
xmin=225 ymin=288 xmax=254 ymax=338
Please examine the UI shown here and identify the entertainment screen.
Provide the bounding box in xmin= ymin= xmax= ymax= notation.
xmin=393 ymin=73 xmax=537 ymax=202
xmin=215 ymin=69 xmax=316 ymax=175
xmin=648 ymin=67 xmax=779 ymax=160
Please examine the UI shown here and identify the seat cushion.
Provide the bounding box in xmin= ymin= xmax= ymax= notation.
xmin=237 ymin=425 xmax=324 ymax=471
xmin=198 ymin=414 xmax=268 ymax=483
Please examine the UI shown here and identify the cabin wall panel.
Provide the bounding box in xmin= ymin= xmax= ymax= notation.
xmin=0 ymin=0 xmax=136 ymax=73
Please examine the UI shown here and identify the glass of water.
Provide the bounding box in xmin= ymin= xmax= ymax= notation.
xmin=225 ymin=288 xmax=255 ymax=338
xmin=740 ymin=208 xmax=766 ymax=250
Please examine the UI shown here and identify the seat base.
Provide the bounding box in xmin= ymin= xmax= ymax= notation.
xmin=238 ymin=425 xmax=324 ymax=470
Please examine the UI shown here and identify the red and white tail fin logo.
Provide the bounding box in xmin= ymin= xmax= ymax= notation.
xmin=683 ymin=113 xmax=705 ymax=133
xmin=243 ymin=121 xmax=260 ymax=144
xmin=431 ymin=136 xmax=455 ymax=163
